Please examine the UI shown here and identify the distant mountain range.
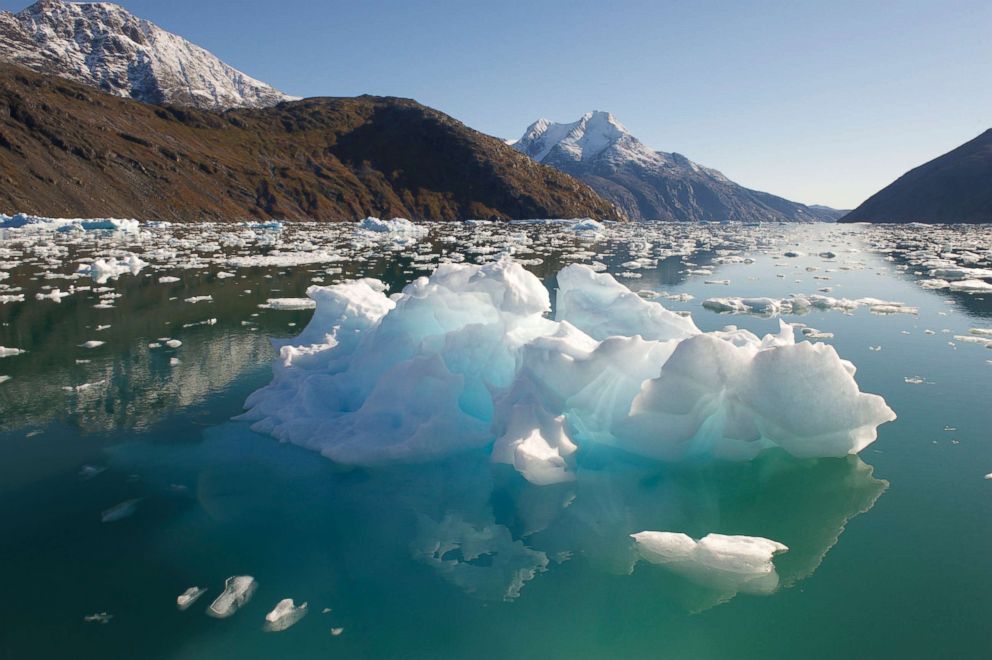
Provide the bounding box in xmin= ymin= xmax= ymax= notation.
xmin=841 ymin=129 xmax=992 ymax=224
xmin=0 ymin=65 xmax=620 ymax=221
xmin=511 ymin=111 xmax=844 ymax=222
xmin=0 ymin=0 xmax=293 ymax=110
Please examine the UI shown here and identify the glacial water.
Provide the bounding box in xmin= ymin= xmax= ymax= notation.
xmin=1 ymin=219 xmax=991 ymax=659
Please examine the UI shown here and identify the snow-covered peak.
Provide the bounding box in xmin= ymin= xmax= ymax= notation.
xmin=513 ymin=110 xmax=673 ymax=170
xmin=0 ymin=0 xmax=296 ymax=110
xmin=513 ymin=111 xmax=736 ymax=180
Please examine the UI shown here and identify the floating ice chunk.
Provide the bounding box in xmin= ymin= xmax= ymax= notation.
xmin=631 ymin=531 xmax=788 ymax=595
xmin=331 ymin=627 xmax=344 ymax=636
xmin=904 ymin=376 xmax=925 ymax=385
xmin=0 ymin=375 xmax=9 ymax=384
xmin=83 ymin=612 xmax=113 ymax=624
xmin=260 ymin=298 xmax=317 ymax=310
xmin=216 ymin=271 xmax=236 ymax=279
xmin=264 ymin=598 xmax=309 ymax=632
xmin=159 ymin=276 xmax=181 ymax=283
xmin=0 ymin=346 xmax=25 ymax=358
xmin=35 ymin=288 xmax=70 ymax=302
xmin=184 ymin=295 xmax=213 ymax=304
xmin=79 ymin=340 xmax=105 ymax=349
xmin=77 ymin=254 xmax=146 ymax=283
xmin=100 ymin=498 xmax=141 ymax=522
xmin=948 ymin=279 xmax=992 ymax=293
xmin=177 ymin=587 xmax=207 ymax=611
xmin=207 ymin=576 xmax=257 ymax=618
xmin=0 ymin=294 xmax=25 ymax=304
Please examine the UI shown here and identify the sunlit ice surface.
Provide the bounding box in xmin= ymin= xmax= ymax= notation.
xmin=1 ymin=217 xmax=991 ymax=658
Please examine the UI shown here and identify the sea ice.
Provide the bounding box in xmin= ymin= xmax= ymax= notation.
xmin=243 ymin=259 xmax=895 ymax=484
xmin=100 ymin=498 xmax=141 ymax=522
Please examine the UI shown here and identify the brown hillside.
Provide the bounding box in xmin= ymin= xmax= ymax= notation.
xmin=0 ymin=64 xmax=623 ymax=222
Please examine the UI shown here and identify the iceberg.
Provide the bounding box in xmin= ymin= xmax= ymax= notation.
xmin=207 ymin=576 xmax=257 ymax=618
xmin=242 ymin=259 xmax=895 ymax=484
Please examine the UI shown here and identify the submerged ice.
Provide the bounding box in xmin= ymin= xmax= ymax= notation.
xmin=242 ymin=258 xmax=895 ymax=484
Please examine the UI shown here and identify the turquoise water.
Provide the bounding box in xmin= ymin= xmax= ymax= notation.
xmin=1 ymin=221 xmax=990 ymax=658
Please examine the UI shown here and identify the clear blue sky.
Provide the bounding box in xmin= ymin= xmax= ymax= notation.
xmin=5 ymin=0 xmax=990 ymax=208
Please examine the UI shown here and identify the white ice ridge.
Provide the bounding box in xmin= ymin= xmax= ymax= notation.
xmin=241 ymin=258 xmax=896 ymax=485
xmin=631 ymin=531 xmax=788 ymax=595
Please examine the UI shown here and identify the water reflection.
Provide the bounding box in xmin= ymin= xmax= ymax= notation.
xmin=109 ymin=425 xmax=885 ymax=612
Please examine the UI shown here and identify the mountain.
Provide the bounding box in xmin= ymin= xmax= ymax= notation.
xmin=512 ymin=111 xmax=842 ymax=222
xmin=841 ymin=129 xmax=992 ymax=224
xmin=0 ymin=0 xmax=293 ymax=110
xmin=0 ymin=64 xmax=622 ymax=222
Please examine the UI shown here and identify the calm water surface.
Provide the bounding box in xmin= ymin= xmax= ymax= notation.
xmin=1 ymin=221 xmax=990 ymax=658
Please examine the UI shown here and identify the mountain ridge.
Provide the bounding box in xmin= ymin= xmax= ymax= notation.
xmin=0 ymin=64 xmax=622 ymax=222
xmin=513 ymin=111 xmax=843 ymax=222
xmin=841 ymin=129 xmax=992 ymax=224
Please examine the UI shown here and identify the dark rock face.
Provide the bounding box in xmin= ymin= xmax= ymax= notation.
xmin=841 ymin=129 xmax=992 ymax=224
xmin=0 ymin=65 xmax=623 ymax=222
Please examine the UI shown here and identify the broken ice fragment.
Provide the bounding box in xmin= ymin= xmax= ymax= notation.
xmin=263 ymin=598 xmax=308 ymax=631
xmin=177 ymin=587 xmax=207 ymax=611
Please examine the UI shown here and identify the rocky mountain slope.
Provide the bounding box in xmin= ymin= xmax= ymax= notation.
xmin=841 ymin=129 xmax=992 ymax=224
xmin=512 ymin=111 xmax=842 ymax=222
xmin=0 ymin=65 xmax=622 ymax=222
xmin=0 ymin=0 xmax=293 ymax=110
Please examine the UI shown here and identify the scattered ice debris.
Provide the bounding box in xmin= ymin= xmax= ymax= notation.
xmin=954 ymin=335 xmax=992 ymax=348
xmin=177 ymin=587 xmax=208 ymax=611
xmin=63 ymin=380 xmax=106 ymax=392
xmin=241 ymin=258 xmax=895 ymax=485
xmin=264 ymin=599 xmax=309 ymax=632
xmin=0 ymin=346 xmax=25 ymax=358
xmin=207 ymin=576 xmax=257 ymax=618
xmin=0 ymin=213 xmax=138 ymax=233
xmin=260 ymin=298 xmax=317 ymax=310
xmin=96 ymin=324 xmax=111 ymax=331
xmin=702 ymin=294 xmax=917 ymax=318
xmin=100 ymin=498 xmax=141 ymax=523
xmin=83 ymin=612 xmax=113 ymax=624
xmin=184 ymin=295 xmax=213 ymax=304
xmin=79 ymin=340 xmax=105 ymax=349
xmin=631 ymin=531 xmax=788 ymax=595
xmin=869 ymin=346 xmax=882 ymax=352
xmin=182 ymin=318 xmax=217 ymax=328
xmin=904 ymin=376 xmax=925 ymax=385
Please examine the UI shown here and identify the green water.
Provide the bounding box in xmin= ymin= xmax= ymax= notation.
xmin=1 ymin=222 xmax=990 ymax=658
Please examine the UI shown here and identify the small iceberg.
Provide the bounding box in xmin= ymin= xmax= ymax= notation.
xmin=83 ymin=612 xmax=113 ymax=624
xmin=207 ymin=576 xmax=257 ymax=618
xmin=631 ymin=531 xmax=788 ymax=596
xmin=100 ymin=498 xmax=141 ymax=523
xmin=263 ymin=598 xmax=308 ymax=632
xmin=177 ymin=586 xmax=208 ymax=611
